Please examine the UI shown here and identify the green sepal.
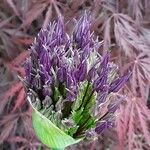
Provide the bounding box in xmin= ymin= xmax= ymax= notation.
xmin=32 ymin=108 xmax=82 ymax=149
xmin=71 ymin=82 xmax=96 ymax=138
xmin=53 ymin=87 xmax=61 ymax=102
xmin=67 ymin=126 xmax=79 ymax=137
xmin=72 ymin=82 xmax=88 ymax=111
xmin=72 ymin=108 xmax=83 ymax=124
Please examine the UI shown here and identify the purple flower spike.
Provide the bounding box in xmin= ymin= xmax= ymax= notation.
xmin=97 ymin=91 xmax=108 ymax=104
xmin=93 ymin=74 xmax=107 ymax=92
xmin=101 ymin=53 xmax=109 ymax=68
xmin=40 ymin=49 xmax=51 ymax=71
xmin=95 ymin=120 xmax=113 ymax=134
xmin=75 ymin=61 xmax=87 ymax=82
xmin=109 ymin=72 xmax=131 ymax=93
xmin=97 ymin=53 xmax=109 ymax=76
xmin=87 ymin=66 xmax=97 ymax=81
xmin=57 ymin=67 xmax=67 ymax=83
xmin=24 ymin=12 xmax=130 ymax=140
xmin=107 ymin=95 xmax=125 ymax=113
xmin=66 ymin=73 xmax=73 ymax=87
xmin=73 ymin=12 xmax=93 ymax=59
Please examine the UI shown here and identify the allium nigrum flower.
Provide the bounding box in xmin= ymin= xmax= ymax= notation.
xmin=24 ymin=13 xmax=130 ymax=150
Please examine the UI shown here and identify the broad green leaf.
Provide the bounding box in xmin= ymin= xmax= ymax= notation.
xmin=32 ymin=108 xmax=82 ymax=150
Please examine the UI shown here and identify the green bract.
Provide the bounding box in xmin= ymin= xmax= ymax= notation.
xmin=31 ymin=103 xmax=82 ymax=150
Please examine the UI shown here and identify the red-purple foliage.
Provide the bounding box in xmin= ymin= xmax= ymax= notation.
xmin=0 ymin=0 xmax=150 ymax=150
xmin=116 ymin=91 xmax=150 ymax=150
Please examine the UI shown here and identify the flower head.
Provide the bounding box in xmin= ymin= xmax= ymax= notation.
xmin=24 ymin=13 xmax=130 ymax=147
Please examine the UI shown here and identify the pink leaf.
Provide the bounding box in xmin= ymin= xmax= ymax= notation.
xmin=6 ymin=0 xmax=20 ymax=16
xmin=12 ymin=88 xmax=26 ymax=112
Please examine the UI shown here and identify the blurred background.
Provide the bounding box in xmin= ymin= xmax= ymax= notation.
xmin=0 ymin=0 xmax=150 ymax=150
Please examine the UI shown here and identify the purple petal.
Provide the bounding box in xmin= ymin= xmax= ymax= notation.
xmin=109 ymin=72 xmax=131 ymax=93
xmin=97 ymin=90 xmax=108 ymax=104
xmin=57 ymin=67 xmax=67 ymax=83
xmin=97 ymin=53 xmax=109 ymax=76
xmin=107 ymin=95 xmax=125 ymax=113
xmin=75 ymin=61 xmax=87 ymax=82
xmin=87 ymin=66 xmax=97 ymax=81
xmin=66 ymin=73 xmax=73 ymax=87
xmin=73 ymin=12 xmax=92 ymax=57
xmin=93 ymin=74 xmax=108 ymax=92
xmin=95 ymin=120 xmax=114 ymax=134
xmin=66 ymin=87 xmax=77 ymax=101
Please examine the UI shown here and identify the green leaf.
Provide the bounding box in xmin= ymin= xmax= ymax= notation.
xmin=72 ymin=108 xmax=83 ymax=124
xmin=77 ymin=110 xmax=89 ymax=124
xmin=83 ymin=116 xmax=96 ymax=129
xmin=72 ymin=85 xmax=85 ymax=111
xmin=71 ymin=82 xmax=96 ymax=138
xmin=53 ymin=87 xmax=61 ymax=102
xmin=32 ymin=108 xmax=82 ymax=149
xmin=67 ymin=126 xmax=79 ymax=137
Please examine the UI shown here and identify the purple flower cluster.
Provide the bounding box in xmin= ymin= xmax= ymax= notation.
xmin=24 ymin=13 xmax=130 ymax=137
